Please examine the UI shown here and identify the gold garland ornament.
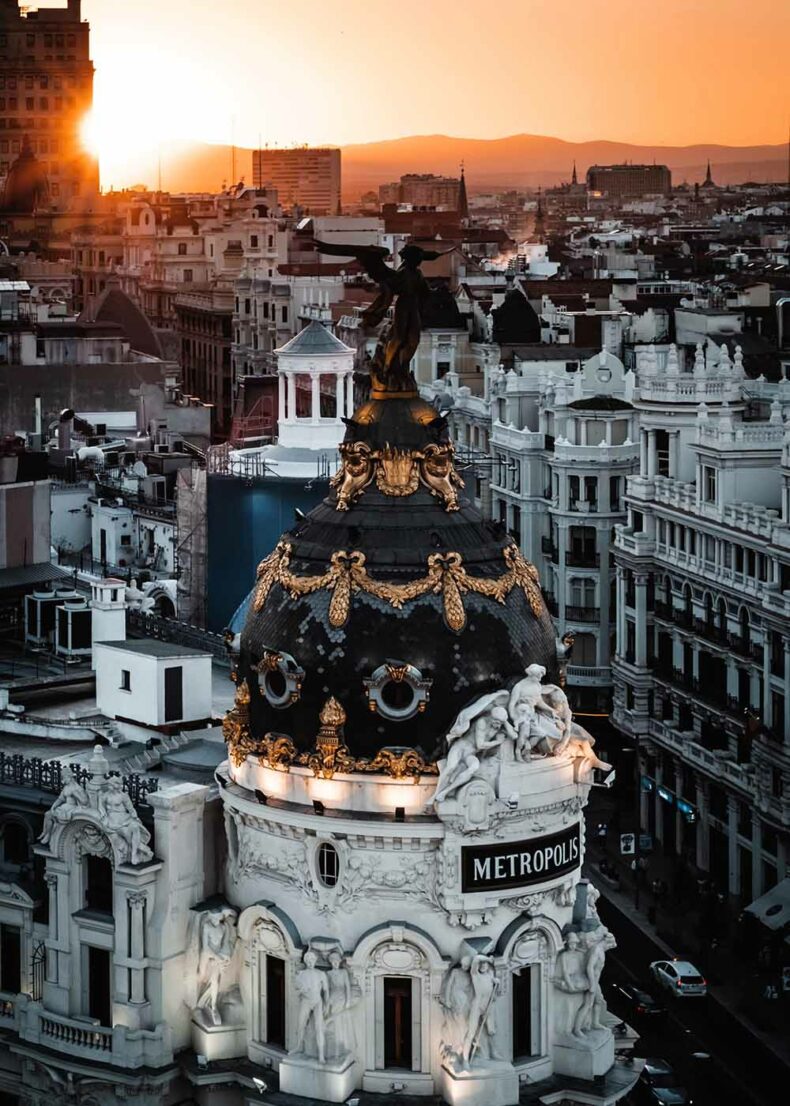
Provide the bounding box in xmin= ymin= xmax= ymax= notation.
xmin=253 ymin=541 xmax=545 ymax=632
xmin=224 ymin=692 xmax=437 ymax=782
xmin=329 ymin=441 xmax=464 ymax=512
xmin=223 ymin=680 xmax=258 ymax=768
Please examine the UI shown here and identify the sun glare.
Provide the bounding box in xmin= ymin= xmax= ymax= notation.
xmin=83 ymin=50 xmax=238 ymax=190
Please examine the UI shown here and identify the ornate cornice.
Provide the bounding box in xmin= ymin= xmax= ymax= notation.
xmin=253 ymin=541 xmax=544 ymax=632
xmin=224 ymin=691 xmax=437 ymax=782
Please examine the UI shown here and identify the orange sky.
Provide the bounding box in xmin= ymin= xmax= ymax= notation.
xmin=73 ymin=0 xmax=789 ymax=181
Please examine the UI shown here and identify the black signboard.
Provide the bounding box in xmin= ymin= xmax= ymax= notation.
xmin=461 ymin=823 xmax=581 ymax=893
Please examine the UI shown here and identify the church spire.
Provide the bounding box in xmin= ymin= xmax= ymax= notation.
xmin=702 ymin=159 xmax=715 ymax=188
xmin=571 ymin=160 xmax=577 ymax=186
xmin=458 ymin=160 xmax=469 ymax=222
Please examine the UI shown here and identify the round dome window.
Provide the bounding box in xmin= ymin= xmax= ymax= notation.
xmin=364 ymin=662 xmax=432 ymax=722
xmin=256 ymin=649 xmax=305 ymax=710
xmin=316 ymin=842 xmax=339 ymax=887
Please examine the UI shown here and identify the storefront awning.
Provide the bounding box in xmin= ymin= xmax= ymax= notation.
xmin=744 ymin=877 xmax=790 ymax=931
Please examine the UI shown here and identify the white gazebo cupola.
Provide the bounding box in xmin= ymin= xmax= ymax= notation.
xmin=275 ymin=320 xmax=355 ymax=451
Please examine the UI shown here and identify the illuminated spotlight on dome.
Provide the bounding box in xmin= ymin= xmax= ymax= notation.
xmin=216 ymin=243 xmax=630 ymax=1106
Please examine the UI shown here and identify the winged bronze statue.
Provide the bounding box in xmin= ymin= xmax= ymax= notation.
xmin=313 ymin=239 xmax=452 ymax=393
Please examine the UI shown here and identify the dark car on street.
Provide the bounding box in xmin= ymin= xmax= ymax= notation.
xmin=636 ymin=1057 xmax=692 ymax=1105
xmin=609 ymin=981 xmax=666 ymax=1018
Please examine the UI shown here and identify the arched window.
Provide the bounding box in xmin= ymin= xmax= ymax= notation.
xmin=1 ymin=820 xmax=30 ymax=866
xmin=84 ymin=855 xmax=113 ymax=914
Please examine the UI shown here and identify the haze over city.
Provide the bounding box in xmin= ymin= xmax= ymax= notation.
xmin=76 ymin=0 xmax=790 ymax=189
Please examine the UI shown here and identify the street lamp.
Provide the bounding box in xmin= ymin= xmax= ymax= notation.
xmin=619 ymin=744 xmax=641 ymax=910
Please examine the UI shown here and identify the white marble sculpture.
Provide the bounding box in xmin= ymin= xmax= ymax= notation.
xmin=40 ymin=777 xmax=90 ymax=844
xmin=292 ymin=949 xmax=329 ymax=1063
xmin=125 ymin=578 xmax=155 ymax=613
xmin=98 ymin=776 xmax=153 ymax=865
xmin=187 ymin=907 xmax=240 ymax=1027
xmin=462 ymin=955 xmax=503 ymax=1067
xmin=39 ymin=748 xmax=153 ymax=866
xmin=435 ymin=665 xmax=611 ymax=806
xmin=439 ymin=955 xmax=473 ymax=1060
xmin=553 ymin=926 xmax=616 ymax=1040
xmin=325 ymin=950 xmax=357 ymax=1058
xmin=434 ymin=691 xmax=516 ymax=803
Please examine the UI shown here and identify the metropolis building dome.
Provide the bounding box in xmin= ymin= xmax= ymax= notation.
xmin=213 ymin=247 xmax=637 ymax=1106
xmin=237 ymin=389 xmax=560 ymax=764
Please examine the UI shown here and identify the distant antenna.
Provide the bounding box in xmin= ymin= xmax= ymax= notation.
xmin=231 ymin=115 xmax=236 ymax=184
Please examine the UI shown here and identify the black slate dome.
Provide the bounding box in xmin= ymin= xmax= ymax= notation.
xmin=239 ymin=394 xmax=558 ymax=761
xmin=1 ymin=137 xmax=49 ymax=214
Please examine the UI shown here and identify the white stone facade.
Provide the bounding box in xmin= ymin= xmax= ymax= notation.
xmin=613 ymin=343 xmax=790 ymax=901
xmin=423 ymin=348 xmax=639 ymax=710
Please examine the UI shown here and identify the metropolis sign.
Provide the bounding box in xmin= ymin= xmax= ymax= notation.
xmin=461 ymin=823 xmax=581 ymax=893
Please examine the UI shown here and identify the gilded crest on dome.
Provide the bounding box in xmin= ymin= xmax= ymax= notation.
xmin=375 ymin=447 xmax=419 ymax=496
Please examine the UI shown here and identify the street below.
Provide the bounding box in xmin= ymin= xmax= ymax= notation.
xmin=599 ymin=895 xmax=784 ymax=1106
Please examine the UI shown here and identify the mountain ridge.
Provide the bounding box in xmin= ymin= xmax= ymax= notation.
xmin=129 ymin=133 xmax=787 ymax=197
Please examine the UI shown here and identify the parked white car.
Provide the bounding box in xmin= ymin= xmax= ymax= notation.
xmin=649 ymin=959 xmax=707 ymax=997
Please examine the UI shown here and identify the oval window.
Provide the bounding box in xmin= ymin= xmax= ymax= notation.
xmin=317 ymin=842 xmax=339 ymax=888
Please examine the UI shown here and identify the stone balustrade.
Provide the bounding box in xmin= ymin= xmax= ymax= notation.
xmin=553 ymin=441 xmax=638 ymax=463
xmin=697 ymin=420 xmax=785 ymax=451
xmin=491 ymin=421 xmax=547 ymax=451
xmin=16 ymin=999 xmax=173 ymax=1069
xmin=636 ymin=377 xmax=740 ymax=404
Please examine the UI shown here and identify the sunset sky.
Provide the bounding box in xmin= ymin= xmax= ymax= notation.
xmin=72 ymin=0 xmax=789 ymax=183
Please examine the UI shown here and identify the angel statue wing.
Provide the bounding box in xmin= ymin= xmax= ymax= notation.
xmin=313 ymin=239 xmax=400 ymax=328
xmin=311 ymin=239 xmax=393 ymax=283
xmin=446 ymin=689 xmax=509 ymax=744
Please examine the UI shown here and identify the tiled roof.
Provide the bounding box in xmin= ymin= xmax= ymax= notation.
xmin=275 ymin=320 xmax=353 ymax=356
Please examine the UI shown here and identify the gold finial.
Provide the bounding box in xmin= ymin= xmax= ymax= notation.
xmin=319 ymin=697 xmax=346 ymax=730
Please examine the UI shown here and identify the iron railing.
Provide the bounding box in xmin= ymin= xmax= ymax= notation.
xmin=0 ymin=752 xmax=158 ymax=807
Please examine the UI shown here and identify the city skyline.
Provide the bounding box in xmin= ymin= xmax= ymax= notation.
xmin=76 ymin=0 xmax=790 ymax=187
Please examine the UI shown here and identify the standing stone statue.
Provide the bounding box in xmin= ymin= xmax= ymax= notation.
xmin=572 ymin=928 xmax=616 ymax=1037
xmin=325 ymin=950 xmax=356 ymax=1058
xmin=292 ymin=949 xmax=329 ymax=1063
xmin=462 ymin=955 xmax=503 ymax=1067
xmin=186 ymin=906 xmax=239 ymax=1027
xmin=439 ymin=955 xmax=473 ymax=1060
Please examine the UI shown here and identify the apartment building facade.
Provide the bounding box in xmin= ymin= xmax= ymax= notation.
xmin=612 ymin=343 xmax=790 ymax=902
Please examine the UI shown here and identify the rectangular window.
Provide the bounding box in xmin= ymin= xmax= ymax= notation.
xmin=703 ymin=466 xmax=717 ymax=503
xmin=183 ymin=269 xmax=193 ymax=282
xmin=86 ymin=946 xmax=111 ymax=1025
xmin=0 ymin=923 xmax=21 ymax=994
xmin=250 ymin=234 xmax=258 ymax=248
xmin=281 ymin=305 xmax=288 ymax=323
xmin=120 ymin=669 xmax=131 ymax=691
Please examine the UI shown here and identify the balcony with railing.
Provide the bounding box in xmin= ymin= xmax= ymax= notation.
xmin=565 ymin=550 xmax=600 ymax=568
xmin=541 ymin=536 xmax=559 ymax=563
xmin=565 ymin=605 xmax=601 ymax=622
xmin=648 ymin=719 xmax=755 ymax=794
xmin=566 ymin=664 xmax=612 ymax=684
xmin=14 ymin=998 xmax=173 ymax=1069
